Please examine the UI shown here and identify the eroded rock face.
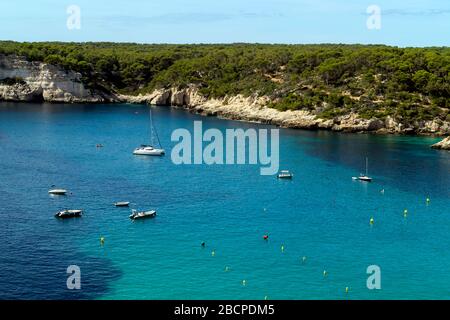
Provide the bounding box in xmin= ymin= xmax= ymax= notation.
xmin=170 ymin=89 xmax=186 ymax=106
xmin=0 ymin=83 xmax=43 ymax=101
xmin=421 ymin=120 xmax=450 ymax=135
xmin=152 ymin=89 xmax=172 ymax=105
xmin=0 ymin=55 xmax=114 ymax=103
xmin=123 ymin=86 xmax=450 ymax=136
xmin=431 ymin=136 xmax=450 ymax=150
xmin=331 ymin=114 xmax=384 ymax=132
xmin=2 ymin=56 xmax=449 ymax=136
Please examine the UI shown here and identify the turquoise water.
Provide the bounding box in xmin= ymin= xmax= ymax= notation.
xmin=0 ymin=102 xmax=449 ymax=300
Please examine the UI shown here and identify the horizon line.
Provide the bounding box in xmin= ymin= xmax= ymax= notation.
xmin=1 ymin=39 xmax=449 ymax=49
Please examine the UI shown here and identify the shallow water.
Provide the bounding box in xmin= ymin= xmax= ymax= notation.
xmin=0 ymin=102 xmax=449 ymax=300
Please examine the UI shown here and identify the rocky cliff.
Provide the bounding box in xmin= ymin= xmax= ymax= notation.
xmin=0 ymin=55 xmax=117 ymax=103
xmin=1 ymin=55 xmax=449 ymax=137
xmin=119 ymin=86 xmax=450 ymax=136
xmin=431 ymin=136 xmax=450 ymax=150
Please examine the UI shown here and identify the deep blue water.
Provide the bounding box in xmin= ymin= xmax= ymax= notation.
xmin=0 ymin=102 xmax=449 ymax=300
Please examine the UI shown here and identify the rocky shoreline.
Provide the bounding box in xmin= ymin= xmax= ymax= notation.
xmin=117 ymin=86 xmax=450 ymax=149
xmin=1 ymin=54 xmax=449 ymax=149
xmin=431 ymin=137 xmax=450 ymax=150
xmin=118 ymin=86 xmax=449 ymax=135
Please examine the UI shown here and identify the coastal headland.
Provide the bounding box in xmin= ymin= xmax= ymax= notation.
xmin=1 ymin=43 xmax=449 ymax=148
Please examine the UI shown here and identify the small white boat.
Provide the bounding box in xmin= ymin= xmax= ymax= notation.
xmin=133 ymin=145 xmax=165 ymax=156
xmin=55 ymin=209 xmax=83 ymax=218
xmin=129 ymin=209 xmax=156 ymax=220
xmin=133 ymin=107 xmax=165 ymax=156
xmin=277 ymin=170 xmax=293 ymax=179
xmin=353 ymin=157 xmax=372 ymax=182
xmin=48 ymin=189 xmax=67 ymax=195
xmin=354 ymin=175 xmax=372 ymax=182
xmin=114 ymin=201 xmax=130 ymax=207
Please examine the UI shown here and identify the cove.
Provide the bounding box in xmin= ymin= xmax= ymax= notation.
xmin=0 ymin=102 xmax=449 ymax=300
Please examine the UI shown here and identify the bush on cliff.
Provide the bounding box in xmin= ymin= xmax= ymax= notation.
xmin=0 ymin=41 xmax=449 ymax=122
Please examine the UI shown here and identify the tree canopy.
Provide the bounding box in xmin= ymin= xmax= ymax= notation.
xmin=1 ymin=41 xmax=449 ymax=122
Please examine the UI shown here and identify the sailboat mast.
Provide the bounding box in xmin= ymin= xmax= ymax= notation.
xmin=149 ymin=107 xmax=163 ymax=148
xmin=365 ymin=157 xmax=369 ymax=176
xmin=149 ymin=108 xmax=155 ymax=146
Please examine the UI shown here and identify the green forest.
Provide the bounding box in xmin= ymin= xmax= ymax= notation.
xmin=1 ymin=41 xmax=449 ymax=122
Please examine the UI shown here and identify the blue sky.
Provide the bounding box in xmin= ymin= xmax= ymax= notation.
xmin=0 ymin=0 xmax=449 ymax=46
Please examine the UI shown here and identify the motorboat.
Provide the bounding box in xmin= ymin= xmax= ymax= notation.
xmin=48 ymin=189 xmax=67 ymax=195
xmin=55 ymin=209 xmax=83 ymax=218
xmin=114 ymin=201 xmax=130 ymax=207
xmin=129 ymin=209 xmax=157 ymax=220
xmin=277 ymin=170 xmax=293 ymax=179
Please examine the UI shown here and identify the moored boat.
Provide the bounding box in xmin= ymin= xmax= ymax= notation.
xmin=48 ymin=189 xmax=67 ymax=195
xmin=114 ymin=201 xmax=130 ymax=207
xmin=354 ymin=175 xmax=372 ymax=182
xmin=352 ymin=157 xmax=372 ymax=182
xmin=133 ymin=107 xmax=165 ymax=156
xmin=277 ymin=170 xmax=293 ymax=179
xmin=133 ymin=145 xmax=165 ymax=156
xmin=55 ymin=209 xmax=83 ymax=218
xmin=129 ymin=209 xmax=156 ymax=220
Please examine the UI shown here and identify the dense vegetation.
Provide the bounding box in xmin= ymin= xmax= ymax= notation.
xmin=1 ymin=41 xmax=449 ymax=122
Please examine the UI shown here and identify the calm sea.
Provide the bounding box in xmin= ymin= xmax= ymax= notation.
xmin=0 ymin=102 xmax=449 ymax=300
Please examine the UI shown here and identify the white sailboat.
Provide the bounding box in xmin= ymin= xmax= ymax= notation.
xmin=133 ymin=107 xmax=165 ymax=156
xmin=353 ymin=157 xmax=372 ymax=182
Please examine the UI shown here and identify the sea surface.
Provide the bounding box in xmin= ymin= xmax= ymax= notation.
xmin=0 ymin=102 xmax=449 ymax=300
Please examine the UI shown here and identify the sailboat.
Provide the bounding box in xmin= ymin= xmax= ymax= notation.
xmin=133 ymin=107 xmax=165 ymax=156
xmin=353 ymin=157 xmax=372 ymax=182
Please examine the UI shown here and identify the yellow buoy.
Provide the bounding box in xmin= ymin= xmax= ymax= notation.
xmin=404 ymin=209 xmax=408 ymax=217
xmin=225 ymin=266 xmax=230 ymax=272
xmin=370 ymin=217 xmax=374 ymax=225
xmin=100 ymin=236 xmax=105 ymax=245
xmin=242 ymin=280 xmax=247 ymax=286
xmin=345 ymin=287 xmax=349 ymax=293
xmin=323 ymin=270 xmax=328 ymax=277
xmin=426 ymin=197 xmax=430 ymax=204
xmin=211 ymin=251 xmax=215 ymax=257
xmin=264 ymin=295 xmax=268 ymax=300
xmin=281 ymin=245 xmax=285 ymax=253
xmin=302 ymin=256 xmax=307 ymax=263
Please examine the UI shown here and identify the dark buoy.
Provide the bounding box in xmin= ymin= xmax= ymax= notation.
xmin=201 ymin=242 xmax=206 ymax=247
